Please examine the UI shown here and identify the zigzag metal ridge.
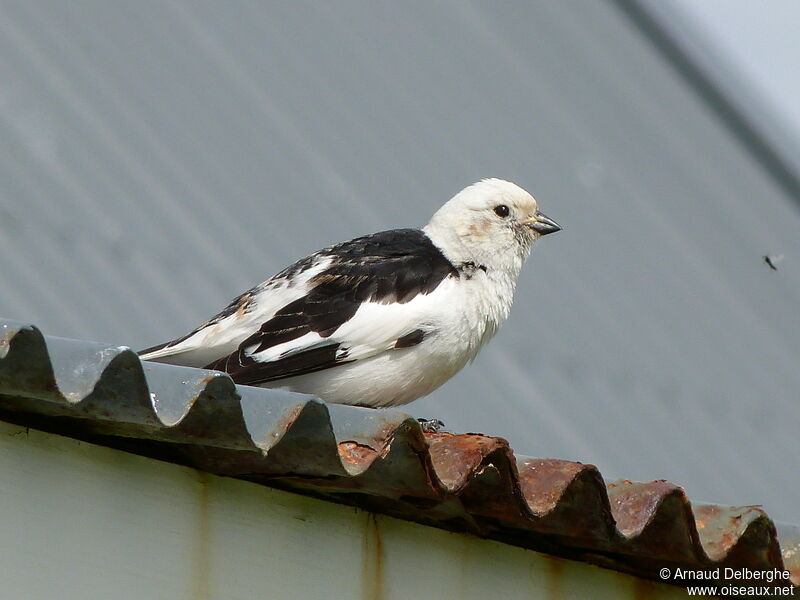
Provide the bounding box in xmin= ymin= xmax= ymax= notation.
xmin=1 ymin=318 xmax=798 ymax=587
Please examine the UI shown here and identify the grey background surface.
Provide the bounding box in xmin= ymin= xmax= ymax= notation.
xmin=671 ymin=0 xmax=800 ymax=144
xmin=1 ymin=2 xmax=798 ymax=521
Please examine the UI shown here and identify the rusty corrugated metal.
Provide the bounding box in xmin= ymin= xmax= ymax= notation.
xmin=0 ymin=318 xmax=797 ymax=590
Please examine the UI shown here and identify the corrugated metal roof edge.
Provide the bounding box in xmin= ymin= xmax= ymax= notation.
xmin=1 ymin=318 xmax=798 ymax=588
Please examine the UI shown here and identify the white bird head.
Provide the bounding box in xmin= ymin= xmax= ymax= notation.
xmin=423 ymin=178 xmax=560 ymax=276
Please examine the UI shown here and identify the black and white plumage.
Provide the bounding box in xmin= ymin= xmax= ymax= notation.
xmin=139 ymin=179 xmax=561 ymax=407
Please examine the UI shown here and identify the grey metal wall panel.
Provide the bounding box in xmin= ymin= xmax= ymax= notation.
xmin=1 ymin=1 xmax=798 ymax=520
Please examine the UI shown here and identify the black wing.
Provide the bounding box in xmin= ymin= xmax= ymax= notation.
xmin=204 ymin=228 xmax=456 ymax=385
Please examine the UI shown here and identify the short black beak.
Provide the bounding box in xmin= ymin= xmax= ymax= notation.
xmin=529 ymin=211 xmax=562 ymax=235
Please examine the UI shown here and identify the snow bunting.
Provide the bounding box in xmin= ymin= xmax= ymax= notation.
xmin=139 ymin=179 xmax=560 ymax=407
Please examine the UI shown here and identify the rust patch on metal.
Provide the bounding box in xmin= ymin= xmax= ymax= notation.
xmin=340 ymin=441 xmax=379 ymax=465
xmin=517 ymin=459 xmax=586 ymax=516
xmin=373 ymin=418 xmax=413 ymax=454
xmin=516 ymin=458 xmax=615 ymax=542
xmin=425 ymin=432 xmax=510 ymax=492
xmin=693 ymin=503 xmax=782 ymax=567
xmin=544 ymin=555 xmax=565 ymax=600
xmin=273 ymin=404 xmax=305 ymax=435
xmin=607 ymin=480 xmax=683 ymax=537
xmin=362 ymin=513 xmax=384 ymax=600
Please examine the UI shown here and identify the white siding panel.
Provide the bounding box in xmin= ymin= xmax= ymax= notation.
xmin=0 ymin=422 xmax=689 ymax=599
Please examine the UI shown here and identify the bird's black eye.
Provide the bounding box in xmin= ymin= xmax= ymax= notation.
xmin=493 ymin=204 xmax=510 ymax=218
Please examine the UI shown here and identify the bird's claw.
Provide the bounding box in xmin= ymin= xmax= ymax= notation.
xmin=417 ymin=418 xmax=445 ymax=433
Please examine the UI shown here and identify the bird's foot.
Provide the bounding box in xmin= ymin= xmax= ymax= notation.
xmin=417 ymin=418 xmax=445 ymax=434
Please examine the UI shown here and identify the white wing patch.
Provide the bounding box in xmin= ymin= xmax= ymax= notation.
xmin=246 ymin=287 xmax=443 ymax=368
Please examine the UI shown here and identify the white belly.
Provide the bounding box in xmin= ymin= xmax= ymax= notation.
xmin=261 ymin=338 xmax=468 ymax=406
xmin=261 ymin=272 xmax=514 ymax=407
